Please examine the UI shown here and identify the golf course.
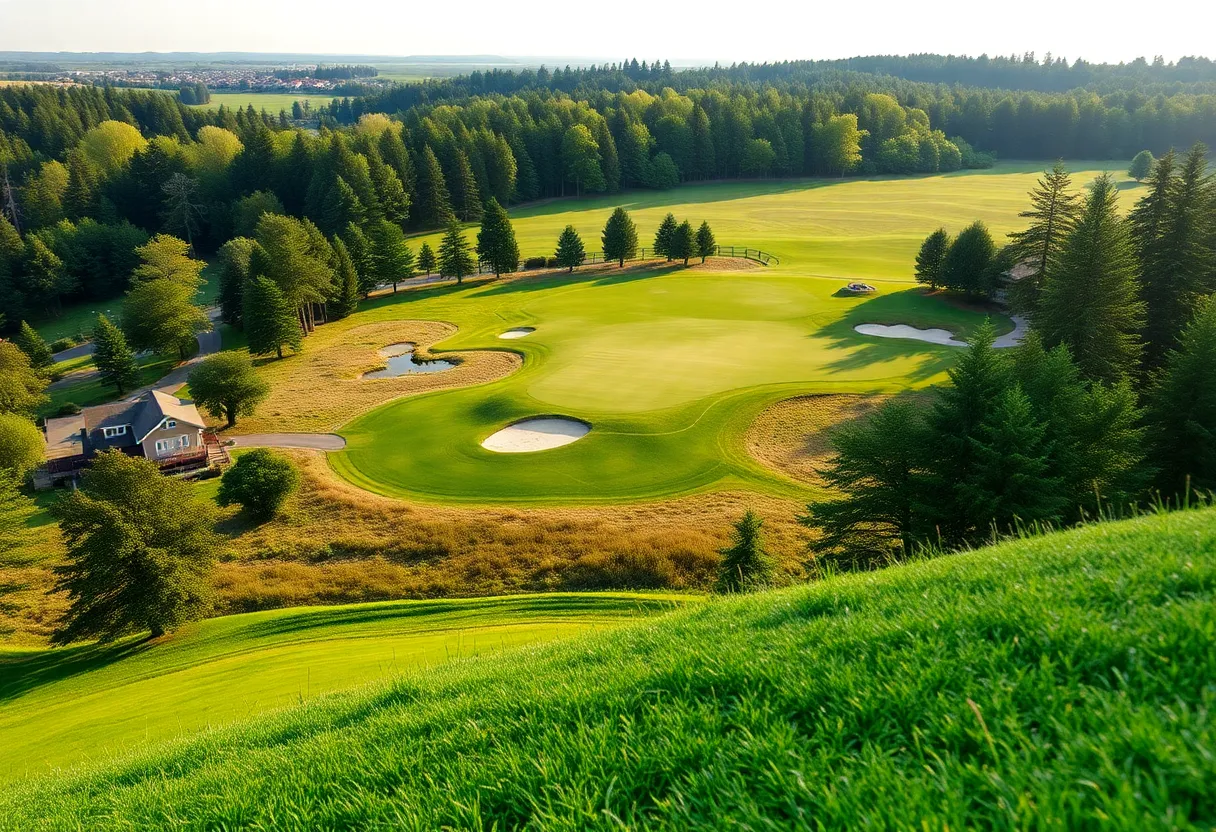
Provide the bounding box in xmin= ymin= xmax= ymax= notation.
xmin=323 ymin=163 xmax=1126 ymax=504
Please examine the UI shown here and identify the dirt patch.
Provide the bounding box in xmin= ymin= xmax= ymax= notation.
xmin=229 ymin=321 xmax=521 ymax=435
xmin=685 ymin=256 xmax=763 ymax=272
xmin=746 ymin=395 xmax=887 ymax=486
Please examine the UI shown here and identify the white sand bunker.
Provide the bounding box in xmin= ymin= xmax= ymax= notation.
xmin=854 ymin=323 xmax=967 ymax=346
xmin=855 ymin=315 xmax=1028 ymax=348
xmin=481 ymin=417 xmax=590 ymax=453
xmin=498 ymin=327 xmax=536 ymax=339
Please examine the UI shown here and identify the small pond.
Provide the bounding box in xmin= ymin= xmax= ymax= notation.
xmin=362 ymin=343 xmax=457 ymax=378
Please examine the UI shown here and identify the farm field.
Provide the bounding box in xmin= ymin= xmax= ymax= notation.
xmin=188 ymin=91 xmax=335 ymax=112
xmin=323 ymin=163 xmax=1129 ymax=504
xmin=0 ymin=592 xmax=683 ymax=779
xmin=3 ymin=506 xmax=1210 ymax=827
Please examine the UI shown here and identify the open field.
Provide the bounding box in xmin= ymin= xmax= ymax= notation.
xmin=3 ymin=506 xmax=1210 ymax=827
xmin=187 ymin=91 xmax=335 ymax=112
xmin=0 ymin=592 xmax=683 ymax=780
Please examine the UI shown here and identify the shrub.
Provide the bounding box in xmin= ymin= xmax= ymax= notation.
xmin=217 ymin=449 xmax=300 ymax=521
xmin=545 ymin=256 xmax=560 ymax=268
xmin=523 ymin=256 xmax=547 ymax=270
xmin=56 ymin=402 xmax=82 ymax=417
xmin=49 ymin=339 xmax=73 ymax=353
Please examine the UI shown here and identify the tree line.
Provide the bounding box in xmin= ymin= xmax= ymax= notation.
xmin=809 ymin=149 xmax=1216 ymax=568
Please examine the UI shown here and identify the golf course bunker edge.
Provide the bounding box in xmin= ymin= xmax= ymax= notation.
xmin=498 ymin=327 xmax=536 ymax=339
xmin=481 ymin=416 xmax=591 ymax=453
xmin=854 ymin=323 xmax=967 ymax=346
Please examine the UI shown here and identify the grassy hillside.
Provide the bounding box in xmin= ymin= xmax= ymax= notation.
xmin=4 ymin=509 xmax=1212 ymax=829
xmin=0 ymin=593 xmax=684 ymax=781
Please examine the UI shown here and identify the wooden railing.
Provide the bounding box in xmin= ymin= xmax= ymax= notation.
xmin=482 ymin=244 xmax=779 ymax=274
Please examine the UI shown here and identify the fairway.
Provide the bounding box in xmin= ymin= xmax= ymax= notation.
xmin=330 ymin=164 xmax=1128 ymax=504
xmin=0 ymin=593 xmax=683 ymax=780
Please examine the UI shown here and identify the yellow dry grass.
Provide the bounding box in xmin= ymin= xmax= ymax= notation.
xmin=228 ymin=320 xmax=521 ymax=435
xmin=746 ymin=395 xmax=887 ymax=486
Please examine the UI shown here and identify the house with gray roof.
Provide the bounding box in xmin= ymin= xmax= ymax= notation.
xmin=39 ymin=390 xmax=224 ymax=487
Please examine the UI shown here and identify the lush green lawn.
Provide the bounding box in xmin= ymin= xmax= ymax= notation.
xmin=332 ymin=164 xmax=1130 ymax=504
xmin=0 ymin=593 xmax=684 ymax=780
xmin=4 ymin=508 xmax=1211 ymax=828
xmin=41 ymin=353 xmax=178 ymax=416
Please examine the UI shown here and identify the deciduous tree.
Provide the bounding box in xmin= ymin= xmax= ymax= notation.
xmin=0 ymin=412 xmax=43 ymax=479
xmin=188 ymin=350 xmax=269 ymax=428
xmin=217 ymin=448 xmax=299 ymax=522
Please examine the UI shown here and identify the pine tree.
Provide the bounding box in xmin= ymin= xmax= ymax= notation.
xmin=940 ymin=220 xmax=995 ymax=296
xmin=602 ymin=207 xmax=638 ymax=267
xmin=476 ymin=198 xmax=519 ymax=277
xmin=653 ymin=212 xmax=678 ymax=260
xmin=450 ymin=149 xmax=483 ymax=223
xmin=1038 ymin=174 xmax=1144 ymax=383
xmin=1147 ymin=295 xmax=1216 ymax=495
xmin=92 ymin=314 xmax=139 ymax=395
xmin=342 ymin=222 xmax=377 ymax=296
xmin=803 ymin=399 xmax=930 ymax=569
xmin=715 ymin=510 xmax=776 ymax=593
xmin=1131 ymin=144 xmax=1215 ymax=366
xmin=672 ymin=220 xmax=695 ymax=265
xmin=1006 ymin=161 xmax=1082 ymax=313
xmin=13 ymin=321 xmax=53 ymax=371
xmin=51 ymin=451 xmax=218 ymax=644
xmin=695 ymin=220 xmax=716 ymax=263
xmin=438 ymin=219 xmax=474 ymax=283
xmin=417 ymin=241 xmax=436 ymax=275
xmin=244 ymin=276 xmax=301 ymax=359
xmin=215 ymin=237 xmax=255 ymax=328
xmin=414 ymin=145 xmax=454 ymax=229
xmin=329 ymin=237 xmax=360 ymax=318
xmin=554 ymin=225 xmax=585 ymax=272
xmin=914 ymin=228 xmax=951 ymax=289
xmin=369 ymin=219 xmax=415 ymax=293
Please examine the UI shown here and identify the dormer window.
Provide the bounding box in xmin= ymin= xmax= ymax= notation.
xmin=163 ymin=419 xmax=177 ymax=429
xmin=102 ymin=425 xmax=128 ymax=439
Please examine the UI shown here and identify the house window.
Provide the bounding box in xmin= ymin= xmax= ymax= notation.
xmin=102 ymin=425 xmax=128 ymax=439
xmin=180 ymin=434 xmax=190 ymax=448
xmin=164 ymin=419 xmax=177 ymax=429
xmin=155 ymin=436 xmax=183 ymax=456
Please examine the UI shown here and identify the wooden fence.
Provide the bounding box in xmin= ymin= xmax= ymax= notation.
xmin=476 ymin=244 xmax=779 ymax=275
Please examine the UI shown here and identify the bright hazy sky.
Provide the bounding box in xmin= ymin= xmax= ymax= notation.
xmin=1 ymin=0 xmax=1212 ymax=64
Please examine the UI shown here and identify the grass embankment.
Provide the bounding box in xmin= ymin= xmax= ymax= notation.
xmin=3 ymin=508 xmax=1211 ymax=828
xmin=0 ymin=592 xmax=684 ymax=780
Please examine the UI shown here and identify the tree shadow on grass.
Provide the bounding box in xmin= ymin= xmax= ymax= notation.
xmin=469 ymin=261 xmax=685 ymax=298
xmin=0 ymin=636 xmax=153 ymax=705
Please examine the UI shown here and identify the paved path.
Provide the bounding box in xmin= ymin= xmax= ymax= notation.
xmin=993 ymin=315 xmax=1029 ymax=349
xmin=228 ymin=433 xmax=347 ymax=451
xmin=124 ymin=328 xmax=222 ymax=401
xmin=52 ymin=342 xmax=95 ymax=363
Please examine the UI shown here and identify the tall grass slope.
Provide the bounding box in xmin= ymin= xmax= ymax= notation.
xmin=5 ymin=508 xmax=1214 ymax=829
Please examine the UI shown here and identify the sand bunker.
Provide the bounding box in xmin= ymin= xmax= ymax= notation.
xmin=855 ymin=315 xmax=1028 ymax=348
xmin=481 ymin=417 xmax=590 ymax=453
xmin=362 ymin=343 xmax=457 ymax=378
xmin=854 ymin=323 xmax=967 ymax=346
xmin=498 ymin=327 xmax=536 ymax=339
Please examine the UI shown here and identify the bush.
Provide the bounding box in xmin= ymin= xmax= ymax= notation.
xmin=952 ymin=136 xmax=996 ymax=169
xmin=545 ymin=256 xmax=560 ymax=268
xmin=49 ymin=338 xmax=73 ymax=353
xmin=523 ymin=256 xmax=547 ymax=270
xmin=55 ymin=402 xmax=81 ymax=417
xmin=217 ymin=449 xmax=300 ymax=521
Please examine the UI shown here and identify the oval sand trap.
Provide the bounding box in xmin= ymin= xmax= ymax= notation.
xmin=481 ymin=417 xmax=590 ymax=453
xmin=498 ymin=327 xmax=536 ymax=339
xmin=854 ymin=323 xmax=967 ymax=346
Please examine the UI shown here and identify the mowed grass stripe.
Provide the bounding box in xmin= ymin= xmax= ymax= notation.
xmin=0 ymin=593 xmax=687 ymax=780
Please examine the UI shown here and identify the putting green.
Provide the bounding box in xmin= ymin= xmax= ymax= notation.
xmin=333 ymin=164 xmax=1128 ymax=504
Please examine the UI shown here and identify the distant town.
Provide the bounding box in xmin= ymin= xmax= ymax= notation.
xmin=3 ymin=64 xmax=393 ymax=94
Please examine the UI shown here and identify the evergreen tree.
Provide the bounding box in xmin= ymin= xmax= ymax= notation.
xmin=342 ymin=222 xmax=377 ymax=296
xmin=940 ymin=220 xmax=995 ymax=296
xmin=378 ymin=128 xmax=417 ymax=199
xmin=601 ymin=207 xmax=638 ymax=267
xmin=1132 ymin=144 xmax=1215 ymax=365
xmin=653 ymin=213 xmax=678 ymax=260
xmin=438 ymin=219 xmax=474 ymax=283
xmin=1128 ymin=150 xmax=1154 ymax=182
xmin=91 ymin=314 xmax=139 ymax=395
xmin=914 ymin=228 xmax=951 ymax=290
xmin=554 ymin=225 xmax=585 ymax=272
xmin=1038 ymin=174 xmax=1144 ymax=383
xmin=450 ymin=149 xmax=483 ymax=223
xmin=715 ymin=510 xmax=776 ymax=593
xmin=329 ymin=236 xmax=360 ymax=318
xmin=215 ymin=237 xmax=255 ymax=328
xmin=367 ymin=152 xmax=410 ymax=226
xmin=369 ymin=219 xmax=415 ymax=292
xmin=13 ymin=320 xmax=53 ymax=371
xmin=1147 ymin=296 xmax=1216 ymax=495
xmin=244 ymin=275 xmax=301 ymax=359
xmin=920 ymin=321 xmax=1014 ymax=545
xmin=476 ymin=198 xmax=520 ymax=277
xmin=51 ymin=451 xmax=218 ymax=644
xmin=187 ymin=350 xmax=269 ymax=428
xmin=803 ymin=399 xmax=929 ymax=569
xmin=417 ymin=242 xmax=437 ymax=276
xmin=695 ymin=220 xmax=716 ymax=263
xmin=672 ymin=220 xmax=695 ymax=265
xmin=415 ymin=145 xmax=454 ymax=228
xmin=1006 ymin=161 xmax=1082 ymax=314
xmin=21 ymin=235 xmax=71 ymax=315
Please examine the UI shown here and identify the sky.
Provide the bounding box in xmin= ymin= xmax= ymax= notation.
xmin=1 ymin=0 xmax=1213 ymax=64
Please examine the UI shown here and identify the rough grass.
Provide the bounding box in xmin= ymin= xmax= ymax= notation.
xmin=4 ymin=507 xmax=1211 ymax=829
xmin=0 ymin=592 xmax=683 ymax=781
